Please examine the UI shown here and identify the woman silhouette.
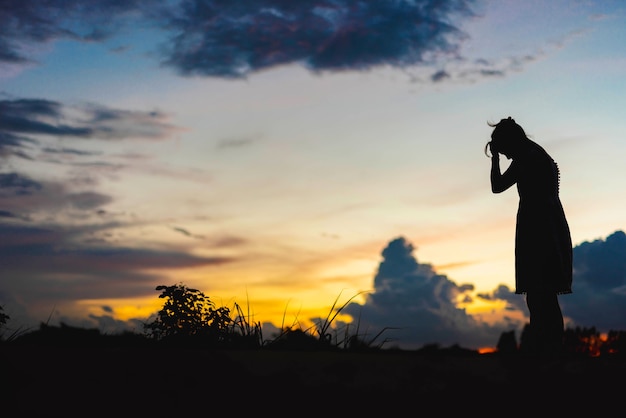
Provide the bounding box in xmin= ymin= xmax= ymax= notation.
xmin=486 ymin=117 xmax=572 ymax=358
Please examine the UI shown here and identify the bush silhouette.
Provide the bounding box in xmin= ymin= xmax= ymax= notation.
xmin=143 ymin=283 xmax=232 ymax=344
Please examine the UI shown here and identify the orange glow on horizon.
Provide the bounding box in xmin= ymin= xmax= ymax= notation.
xmin=77 ymin=298 xmax=163 ymax=323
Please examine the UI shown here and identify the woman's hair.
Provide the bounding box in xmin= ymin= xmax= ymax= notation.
xmin=484 ymin=116 xmax=527 ymax=157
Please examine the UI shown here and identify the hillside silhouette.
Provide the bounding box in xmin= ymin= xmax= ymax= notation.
xmin=2 ymin=286 xmax=625 ymax=416
xmin=2 ymin=324 xmax=622 ymax=416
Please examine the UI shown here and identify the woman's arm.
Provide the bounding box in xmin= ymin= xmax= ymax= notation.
xmin=490 ymin=154 xmax=517 ymax=193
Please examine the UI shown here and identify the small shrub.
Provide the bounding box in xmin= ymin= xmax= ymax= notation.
xmin=143 ymin=283 xmax=264 ymax=349
xmin=143 ymin=283 xmax=232 ymax=343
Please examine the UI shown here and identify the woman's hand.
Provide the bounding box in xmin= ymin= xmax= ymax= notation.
xmin=488 ymin=142 xmax=499 ymax=160
xmin=485 ymin=141 xmax=499 ymax=159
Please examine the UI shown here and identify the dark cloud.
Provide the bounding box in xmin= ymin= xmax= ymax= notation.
xmin=477 ymin=284 xmax=526 ymax=313
xmin=431 ymin=69 xmax=451 ymax=82
xmin=480 ymin=230 xmax=626 ymax=337
xmin=2 ymin=0 xmax=575 ymax=84
xmin=42 ymin=147 xmax=102 ymax=157
xmin=572 ymin=230 xmax=626 ymax=291
xmin=0 ymin=172 xmax=42 ymax=195
xmin=0 ymin=96 xmax=181 ymax=161
xmin=160 ymin=0 xmax=476 ymax=78
xmin=560 ymin=230 xmax=626 ymax=331
xmin=67 ymin=191 xmax=113 ymax=210
xmin=172 ymin=226 xmax=193 ymax=237
xmin=0 ymin=0 xmax=147 ymax=65
xmin=0 ymin=172 xmax=111 ymax=219
xmin=340 ymin=232 xmax=626 ymax=350
xmin=1 ymin=0 xmax=479 ymax=79
xmin=0 ymin=221 xmax=233 ymax=329
xmin=342 ymin=236 xmax=508 ymax=350
xmin=0 ymin=209 xmax=17 ymax=218
xmin=0 ymin=238 xmax=229 ymax=275
xmin=171 ymin=225 xmax=205 ymax=240
xmin=87 ymin=312 xmax=146 ymax=334
xmin=0 ymin=98 xmax=91 ymax=138
xmin=81 ymin=104 xmax=181 ymax=140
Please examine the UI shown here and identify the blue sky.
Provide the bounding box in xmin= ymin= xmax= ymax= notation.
xmin=1 ymin=0 xmax=625 ymax=350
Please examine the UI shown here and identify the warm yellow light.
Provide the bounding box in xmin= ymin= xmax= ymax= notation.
xmin=77 ymin=297 xmax=162 ymax=322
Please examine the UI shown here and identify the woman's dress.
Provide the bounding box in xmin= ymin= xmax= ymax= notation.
xmin=511 ymin=143 xmax=572 ymax=294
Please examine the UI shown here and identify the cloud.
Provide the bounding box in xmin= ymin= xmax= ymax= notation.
xmin=159 ymin=0 xmax=477 ymax=78
xmin=1 ymin=0 xmax=480 ymax=79
xmin=171 ymin=225 xmax=205 ymax=240
xmin=86 ymin=312 xmax=146 ymax=334
xmin=0 ymin=96 xmax=182 ymax=162
xmin=342 ymin=236 xmax=510 ymax=350
xmin=477 ymin=284 xmax=525 ymax=313
xmin=339 ymin=231 xmax=626 ymax=350
xmin=0 ymin=0 xmax=147 ymax=65
xmin=216 ymin=136 xmax=257 ymax=150
xmin=479 ymin=230 xmax=626 ymax=337
xmin=0 ymin=172 xmax=109 ymax=220
xmin=1 ymin=0 xmax=597 ymax=84
xmin=0 ymin=223 xmax=230 ymax=276
xmin=0 ymin=97 xmax=89 ymax=136
xmin=0 ymin=209 xmax=17 ymax=218
xmin=0 ymin=221 xmax=234 ymax=329
xmin=80 ymin=103 xmax=182 ymax=140
xmin=41 ymin=147 xmax=102 ymax=157
xmin=67 ymin=191 xmax=113 ymax=210
xmin=560 ymin=230 xmax=626 ymax=331
xmin=0 ymin=172 xmax=42 ymax=194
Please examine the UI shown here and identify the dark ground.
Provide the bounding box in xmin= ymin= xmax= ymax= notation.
xmin=2 ymin=344 xmax=623 ymax=416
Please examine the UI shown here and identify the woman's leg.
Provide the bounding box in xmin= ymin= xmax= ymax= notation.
xmin=526 ymin=292 xmax=564 ymax=357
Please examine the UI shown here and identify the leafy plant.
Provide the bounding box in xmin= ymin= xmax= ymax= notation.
xmin=143 ymin=283 xmax=232 ymax=343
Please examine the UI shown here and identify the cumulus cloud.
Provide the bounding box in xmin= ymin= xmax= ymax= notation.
xmin=342 ymin=236 xmax=509 ymax=350
xmin=479 ymin=230 xmax=626 ymax=335
xmin=340 ymin=231 xmax=626 ymax=350
xmin=561 ymin=230 xmax=626 ymax=331
xmin=476 ymin=284 xmax=526 ymax=314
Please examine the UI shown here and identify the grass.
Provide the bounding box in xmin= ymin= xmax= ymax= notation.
xmin=0 ymin=286 xmax=394 ymax=351
xmin=2 ymin=284 xmax=626 ymax=358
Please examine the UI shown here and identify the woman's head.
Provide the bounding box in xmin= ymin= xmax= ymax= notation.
xmin=485 ymin=117 xmax=528 ymax=159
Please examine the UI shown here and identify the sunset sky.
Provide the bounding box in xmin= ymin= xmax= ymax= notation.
xmin=1 ymin=0 xmax=626 ymax=350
